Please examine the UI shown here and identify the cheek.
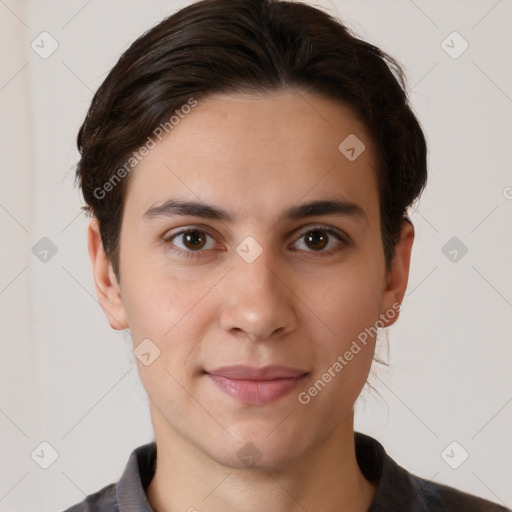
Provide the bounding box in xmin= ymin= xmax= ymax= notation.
xmin=303 ymin=288 xmax=379 ymax=412
xmin=122 ymin=273 xmax=212 ymax=400
xmin=315 ymin=265 xmax=384 ymax=340
xmin=306 ymin=259 xmax=384 ymax=392
xmin=120 ymin=260 xmax=213 ymax=348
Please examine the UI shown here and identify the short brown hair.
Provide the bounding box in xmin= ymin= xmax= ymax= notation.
xmin=75 ymin=0 xmax=427 ymax=282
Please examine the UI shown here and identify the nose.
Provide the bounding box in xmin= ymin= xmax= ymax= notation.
xmin=219 ymin=247 xmax=298 ymax=342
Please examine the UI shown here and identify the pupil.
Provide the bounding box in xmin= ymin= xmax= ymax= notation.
xmin=306 ymin=230 xmax=327 ymax=250
xmin=184 ymin=230 xmax=205 ymax=250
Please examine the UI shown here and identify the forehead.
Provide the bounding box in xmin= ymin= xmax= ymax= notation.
xmin=123 ymin=89 xmax=380 ymax=223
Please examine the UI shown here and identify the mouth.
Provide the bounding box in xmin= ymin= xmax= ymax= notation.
xmin=204 ymin=364 xmax=309 ymax=404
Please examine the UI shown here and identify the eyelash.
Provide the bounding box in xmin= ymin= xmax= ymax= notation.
xmin=163 ymin=225 xmax=350 ymax=259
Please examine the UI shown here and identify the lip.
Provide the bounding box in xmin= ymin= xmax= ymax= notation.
xmin=204 ymin=365 xmax=308 ymax=404
xmin=206 ymin=364 xmax=307 ymax=380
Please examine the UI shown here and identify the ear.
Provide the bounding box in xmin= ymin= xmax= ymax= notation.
xmin=87 ymin=217 xmax=129 ymax=330
xmin=380 ymin=219 xmax=415 ymax=327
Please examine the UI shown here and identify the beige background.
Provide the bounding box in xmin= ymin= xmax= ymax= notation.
xmin=1 ymin=0 xmax=511 ymax=510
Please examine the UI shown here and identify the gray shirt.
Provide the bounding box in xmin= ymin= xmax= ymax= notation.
xmin=63 ymin=432 xmax=510 ymax=511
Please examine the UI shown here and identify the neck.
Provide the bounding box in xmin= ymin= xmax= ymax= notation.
xmin=146 ymin=409 xmax=376 ymax=512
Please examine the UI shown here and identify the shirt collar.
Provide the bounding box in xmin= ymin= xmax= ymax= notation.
xmin=116 ymin=442 xmax=157 ymax=512
xmin=356 ymin=433 xmax=429 ymax=511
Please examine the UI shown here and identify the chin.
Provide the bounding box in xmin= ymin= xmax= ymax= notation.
xmin=204 ymin=432 xmax=307 ymax=472
xmin=212 ymin=449 xmax=300 ymax=472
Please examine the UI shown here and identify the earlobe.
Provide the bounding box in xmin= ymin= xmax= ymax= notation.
xmin=87 ymin=218 xmax=129 ymax=331
xmin=380 ymin=219 xmax=415 ymax=327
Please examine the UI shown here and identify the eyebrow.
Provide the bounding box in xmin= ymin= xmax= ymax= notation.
xmin=142 ymin=198 xmax=367 ymax=224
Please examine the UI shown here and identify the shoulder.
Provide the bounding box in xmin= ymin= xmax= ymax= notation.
xmin=411 ymin=473 xmax=510 ymax=512
xmin=354 ymin=432 xmax=510 ymax=512
xmin=61 ymin=442 xmax=157 ymax=512
xmin=62 ymin=483 xmax=116 ymax=512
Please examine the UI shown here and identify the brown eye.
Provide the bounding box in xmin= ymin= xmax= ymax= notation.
xmin=292 ymin=227 xmax=347 ymax=254
xmin=303 ymin=230 xmax=329 ymax=251
xmin=165 ymin=229 xmax=216 ymax=255
xmin=181 ymin=230 xmax=207 ymax=250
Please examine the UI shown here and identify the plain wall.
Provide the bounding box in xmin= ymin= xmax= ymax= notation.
xmin=0 ymin=1 xmax=511 ymax=510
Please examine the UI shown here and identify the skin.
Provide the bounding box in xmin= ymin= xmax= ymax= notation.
xmin=88 ymin=89 xmax=414 ymax=512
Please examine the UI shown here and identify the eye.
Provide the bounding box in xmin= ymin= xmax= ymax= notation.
xmin=292 ymin=226 xmax=348 ymax=254
xmin=164 ymin=228 xmax=216 ymax=256
xmin=163 ymin=225 xmax=350 ymax=259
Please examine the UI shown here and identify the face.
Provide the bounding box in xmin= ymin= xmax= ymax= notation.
xmin=89 ymin=89 xmax=413 ymax=471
